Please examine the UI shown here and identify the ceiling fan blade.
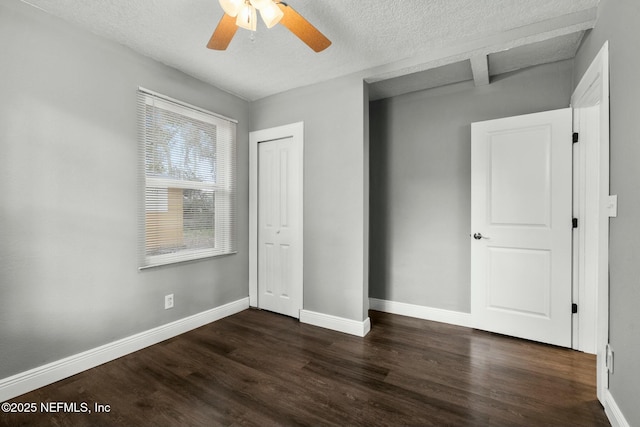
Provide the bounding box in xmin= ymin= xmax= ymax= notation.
xmin=277 ymin=3 xmax=331 ymax=52
xmin=207 ymin=13 xmax=238 ymax=50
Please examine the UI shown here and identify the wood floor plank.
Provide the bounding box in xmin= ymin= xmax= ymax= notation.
xmin=0 ymin=309 xmax=610 ymax=426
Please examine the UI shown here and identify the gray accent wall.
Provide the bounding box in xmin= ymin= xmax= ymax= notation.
xmin=0 ymin=1 xmax=249 ymax=378
xmin=369 ymin=60 xmax=573 ymax=312
xmin=573 ymin=1 xmax=640 ymax=424
xmin=251 ymin=75 xmax=369 ymax=322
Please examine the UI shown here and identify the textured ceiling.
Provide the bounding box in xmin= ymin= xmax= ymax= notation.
xmin=488 ymin=31 xmax=585 ymax=76
xmin=368 ymin=31 xmax=586 ymax=101
xmin=19 ymin=0 xmax=599 ymax=101
xmin=369 ymin=60 xmax=474 ymax=101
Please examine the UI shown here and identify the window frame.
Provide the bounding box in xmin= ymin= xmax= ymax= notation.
xmin=137 ymin=88 xmax=237 ymax=269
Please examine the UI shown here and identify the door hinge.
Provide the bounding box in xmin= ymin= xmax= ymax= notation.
xmin=572 ymin=218 xmax=578 ymax=228
xmin=573 ymin=132 xmax=579 ymax=143
xmin=572 ymin=303 xmax=578 ymax=314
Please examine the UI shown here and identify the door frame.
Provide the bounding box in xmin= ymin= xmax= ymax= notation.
xmin=571 ymin=42 xmax=610 ymax=402
xmin=249 ymin=122 xmax=304 ymax=310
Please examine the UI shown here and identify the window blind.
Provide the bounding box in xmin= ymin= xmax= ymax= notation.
xmin=137 ymin=88 xmax=237 ymax=268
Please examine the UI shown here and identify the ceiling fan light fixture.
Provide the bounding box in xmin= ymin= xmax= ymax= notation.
xmin=218 ymin=0 xmax=243 ymax=17
xmin=258 ymin=1 xmax=284 ymax=28
xmin=236 ymin=1 xmax=257 ymax=31
xmin=208 ymin=0 xmax=331 ymax=52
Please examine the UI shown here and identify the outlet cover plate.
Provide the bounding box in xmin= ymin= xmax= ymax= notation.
xmin=606 ymin=343 xmax=614 ymax=374
xmin=165 ymin=294 xmax=174 ymax=310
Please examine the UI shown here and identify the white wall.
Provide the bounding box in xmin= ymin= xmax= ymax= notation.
xmin=0 ymin=1 xmax=250 ymax=379
xmin=573 ymin=1 xmax=640 ymax=424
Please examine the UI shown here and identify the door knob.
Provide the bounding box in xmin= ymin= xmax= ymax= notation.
xmin=473 ymin=233 xmax=488 ymax=240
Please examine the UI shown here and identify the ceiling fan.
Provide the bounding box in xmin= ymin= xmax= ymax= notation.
xmin=207 ymin=0 xmax=331 ymax=52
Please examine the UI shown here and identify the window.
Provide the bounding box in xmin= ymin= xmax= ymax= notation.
xmin=137 ymin=88 xmax=237 ymax=268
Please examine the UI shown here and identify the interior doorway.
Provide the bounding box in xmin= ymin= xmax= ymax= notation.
xmin=249 ymin=122 xmax=304 ymax=318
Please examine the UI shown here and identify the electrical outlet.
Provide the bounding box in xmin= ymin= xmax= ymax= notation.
xmin=164 ymin=294 xmax=174 ymax=310
xmin=606 ymin=343 xmax=614 ymax=374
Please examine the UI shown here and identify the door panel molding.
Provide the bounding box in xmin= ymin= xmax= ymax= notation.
xmin=471 ymin=108 xmax=572 ymax=348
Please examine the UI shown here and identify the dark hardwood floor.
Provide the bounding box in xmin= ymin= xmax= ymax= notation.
xmin=1 ymin=309 xmax=609 ymax=426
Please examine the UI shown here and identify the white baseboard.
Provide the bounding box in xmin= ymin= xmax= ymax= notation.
xmin=369 ymin=298 xmax=473 ymax=328
xmin=0 ymin=297 xmax=249 ymax=403
xmin=300 ymin=309 xmax=371 ymax=337
xmin=604 ymin=389 xmax=630 ymax=427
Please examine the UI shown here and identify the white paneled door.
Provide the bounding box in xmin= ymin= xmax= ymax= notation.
xmin=471 ymin=109 xmax=572 ymax=347
xmin=257 ymin=133 xmax=303 ymax=318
